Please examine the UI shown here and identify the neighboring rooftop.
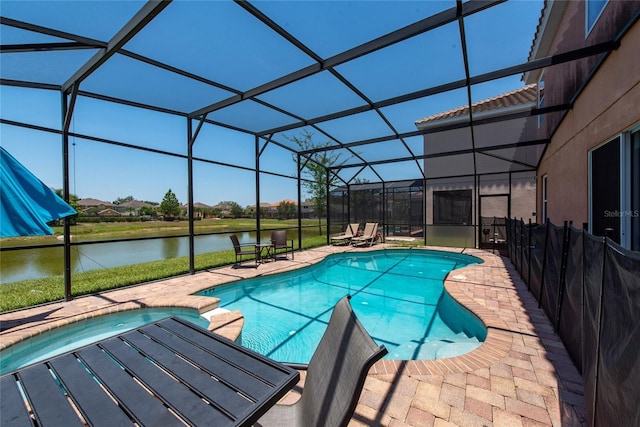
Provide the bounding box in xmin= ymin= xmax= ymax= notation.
xmin=415 ymin=84 xmax=538 ymax=127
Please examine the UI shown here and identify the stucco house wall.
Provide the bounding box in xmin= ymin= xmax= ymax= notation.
xmin=424 ymin=173 xmax=536 ymax=224
xmin=535 ymin=12 xmax=640 ymax=226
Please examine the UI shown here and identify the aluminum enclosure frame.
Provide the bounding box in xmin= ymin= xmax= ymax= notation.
xmin=1 ymin=0 xmax=634 ymax=301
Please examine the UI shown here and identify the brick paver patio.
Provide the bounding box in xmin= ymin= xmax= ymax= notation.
xmin=0 ymin=245 xmax=586 ymax=426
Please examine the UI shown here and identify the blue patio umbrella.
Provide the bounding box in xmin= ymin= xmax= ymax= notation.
xmin=1 ymin=147 xmax=76 ymax=237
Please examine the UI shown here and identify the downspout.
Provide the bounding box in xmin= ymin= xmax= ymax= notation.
xmin=326 ymin=166 xmax=330 ymax=245
xmin=347 ymin=183 xmax=351 ymax=227
xmin=382 ymin=182 xmax=386 ymax=242
xmin=297 ymin=153 xmax=303 ymax=251
xmin=424 ymin=177 xmax=427 ymax=246
xmin=255 ymin=135 xmax=261 ymax=244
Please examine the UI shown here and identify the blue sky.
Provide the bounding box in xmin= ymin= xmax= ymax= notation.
xmin=0 ymin=0 xmax=543 ymax=207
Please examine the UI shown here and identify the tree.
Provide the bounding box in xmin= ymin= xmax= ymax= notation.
xmin=288 ymin=130 xmax=344 ymax=219
xmin=53 ymin=189 xmax=79 ymax=225
xmin=229 ymin=202 xmax=244 ymax=219
xmin=138 ymin=206 xmax=157 ymax=219
xmin=277 ymin=201 xmax=296 ymax=219
xmin=219 ymin=201 xmax=244 ymax=218
xmin=159 ymin=189 xmax=180 ymax=220
xmin=113 ymin=195 xmax=134 ymax=205
xmin=54 ymin=189 xmax=79 ymax=212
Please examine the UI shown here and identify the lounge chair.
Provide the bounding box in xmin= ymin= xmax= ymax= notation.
xmin=271 ymin=230 xmax=294 ymax=260
xmin=229 ymin=234 xmax=258 ymax=267
xmin=330 ymin=223 xmax=360 ymax=245
xmin=254 ymin=295 xmax=388 ymax=427
xmin=351 ymin=222 xmax=378 ymax=247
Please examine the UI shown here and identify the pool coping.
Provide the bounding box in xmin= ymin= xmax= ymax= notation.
xmin=0 ymin=244 xmax=586 ymax=425
xmin=1 ymin=245 xmax=506 ymax=371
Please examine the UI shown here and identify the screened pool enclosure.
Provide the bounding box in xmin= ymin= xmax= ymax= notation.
xmin=1 ymin=0 xmax=624 ymax=301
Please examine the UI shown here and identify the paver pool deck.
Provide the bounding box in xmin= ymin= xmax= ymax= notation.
xmin=0 ymin=245 xmax=586 ymax=426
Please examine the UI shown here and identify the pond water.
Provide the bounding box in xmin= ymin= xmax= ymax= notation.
xmin=0 ymin=231 xmax=303 ymax=283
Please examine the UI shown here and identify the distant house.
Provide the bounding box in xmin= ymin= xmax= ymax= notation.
xmin=115 ymin=200 xmax=156 ymax=216
xmin=247 ymin=199 xmax=298 ymax=219
xmin=301 ymin=199 xmax=316 ymax=218
xmin=268 ymin=199 xmax=297 ymax=218
xmin=191 ymin=202 xmax=212 ymax=219
xmin=212 ymin=202 xmax=237 ymax=217
xmin=97 ymin=208 xmax=120 ymax=217
xmin=523 ymin=0 xmax=639 ymax=250
xmin=77 ymin=198 xmax=115 ymax=216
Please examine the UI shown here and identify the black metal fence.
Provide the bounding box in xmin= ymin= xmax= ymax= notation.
xmin=506 ymin=218 xmax=640 ymax=427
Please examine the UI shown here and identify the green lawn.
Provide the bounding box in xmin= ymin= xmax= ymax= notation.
xmin=56 ymin=218 xmax=324 ymax=239
xmin=0 ymin=233 xmax=328 ymax=312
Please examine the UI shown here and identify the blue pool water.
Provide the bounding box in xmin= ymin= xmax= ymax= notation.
xmin=196 ymin=249 xmax=486 ymax=363
xmin=0 ymin=307 xmax=210 ymax=374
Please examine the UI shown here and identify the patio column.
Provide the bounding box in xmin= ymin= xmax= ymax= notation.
xmin=61 ymin=84 xmax=78 ymax=301
xmin=187 ymin=118 xmax=195 ymax=273
xmin=187 ymin=115 xmax=206 ymax=274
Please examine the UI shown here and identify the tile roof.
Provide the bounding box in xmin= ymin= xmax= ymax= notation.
xmin=192 ymin=202 xmax=211 ymax=209
xmin=119 ymin=200 xmax=155 ymax=208
xmin=277 ymin=199 xmax=297 ymax=206
xmin=77 ymin=198 xmax=114 ymax=207
xmin=527 ymin=0 xmax=549 ymax=62
xmin=415 ymin=84 xmax=538 ymax=126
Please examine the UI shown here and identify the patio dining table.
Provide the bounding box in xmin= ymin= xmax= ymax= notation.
xmin=0 ymin=316 xmax=299 ymax=427
xmin=256 ymin=242 xmax=275 ymax=263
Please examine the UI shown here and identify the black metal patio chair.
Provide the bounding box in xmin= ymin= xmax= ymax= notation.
xmin=270 ymin=230 xmax=294 ymax=260
xmin=229 ymin=234 xmax=258 ymax=268
xmin=254 ymin=295 xmax=388 ymax=427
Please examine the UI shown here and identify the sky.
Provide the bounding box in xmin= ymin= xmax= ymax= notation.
xmin=0 ymin=0 xmax=544 ymax=208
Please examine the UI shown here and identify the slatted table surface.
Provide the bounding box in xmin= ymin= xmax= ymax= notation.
xmin=1 ymin=316 xmax=299 ymax=427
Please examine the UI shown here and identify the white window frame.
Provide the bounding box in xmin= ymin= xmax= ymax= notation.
xmin=588 ymin=124 xmax=640 ymax=249
xmin=537 ymin=73 xmax=545 ymax=128
xmin=585 ymin=0 xmax=608 ymax=37
xmin=621 ymin=132 xmax=631 ymax=248
xmin=542 ymin=174 xmax=548 ymax=224
xmin=623 ymin=125 xmax=640 ymax=250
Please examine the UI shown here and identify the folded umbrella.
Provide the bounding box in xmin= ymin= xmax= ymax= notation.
xmin=1 ymin=147 xmax=76 ymax=237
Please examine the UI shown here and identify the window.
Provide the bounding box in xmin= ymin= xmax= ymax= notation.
xmin=630 ymin=129 xmax=639 ymax=250
xmin=589 ymin=126 xmax=639 ymax=249
xmin=433 ymin=190 xmax=472 ymax=225
xmin=537 ymin=74 xmax=545 ymax=128
xmin=542 ymin=175 xmax=548 ymax=223
xmin=590 ymin=137 xmax=621 ymax=243
xmin=586 ymin=0 xmax=608 ymax=36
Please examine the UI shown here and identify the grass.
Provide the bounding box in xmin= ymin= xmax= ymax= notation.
xmin=0 ymin=234 xmax=328 ymax=313
xmin=1 ymin=218 xmax=327 ymax=246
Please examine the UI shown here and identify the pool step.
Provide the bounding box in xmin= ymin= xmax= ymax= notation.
xmin=204 ymin=309 xmax=244 ymax=342
xmin=390 ymin=332 xmax=482 ymax=360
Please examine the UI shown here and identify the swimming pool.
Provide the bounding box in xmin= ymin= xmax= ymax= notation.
xmin=196 ymin=249 xmax=486 ymax=363
xmin=0 ymin=307 xmax=210 ymax=374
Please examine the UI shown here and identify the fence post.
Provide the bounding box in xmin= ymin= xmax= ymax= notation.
xmin=554 ymin=221 xmax=570 ymax=332
xmin=519 ymin=218 xmax=524 ymax=277
xmin=591 ymin=235 xmax=608 ymax=427
xmin=492 ymin=216 xmax=497 ymax=254
xmin=527 ymin=218 xmax=533 ymax=290
xmin=506 ymin=218 xmax=511 ymax=258
xmin=537 ymin=221 xmax=550 ymax=306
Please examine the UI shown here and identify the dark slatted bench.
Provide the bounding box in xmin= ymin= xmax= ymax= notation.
xmin=1 ymin=316 xmax=299 ymax=427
